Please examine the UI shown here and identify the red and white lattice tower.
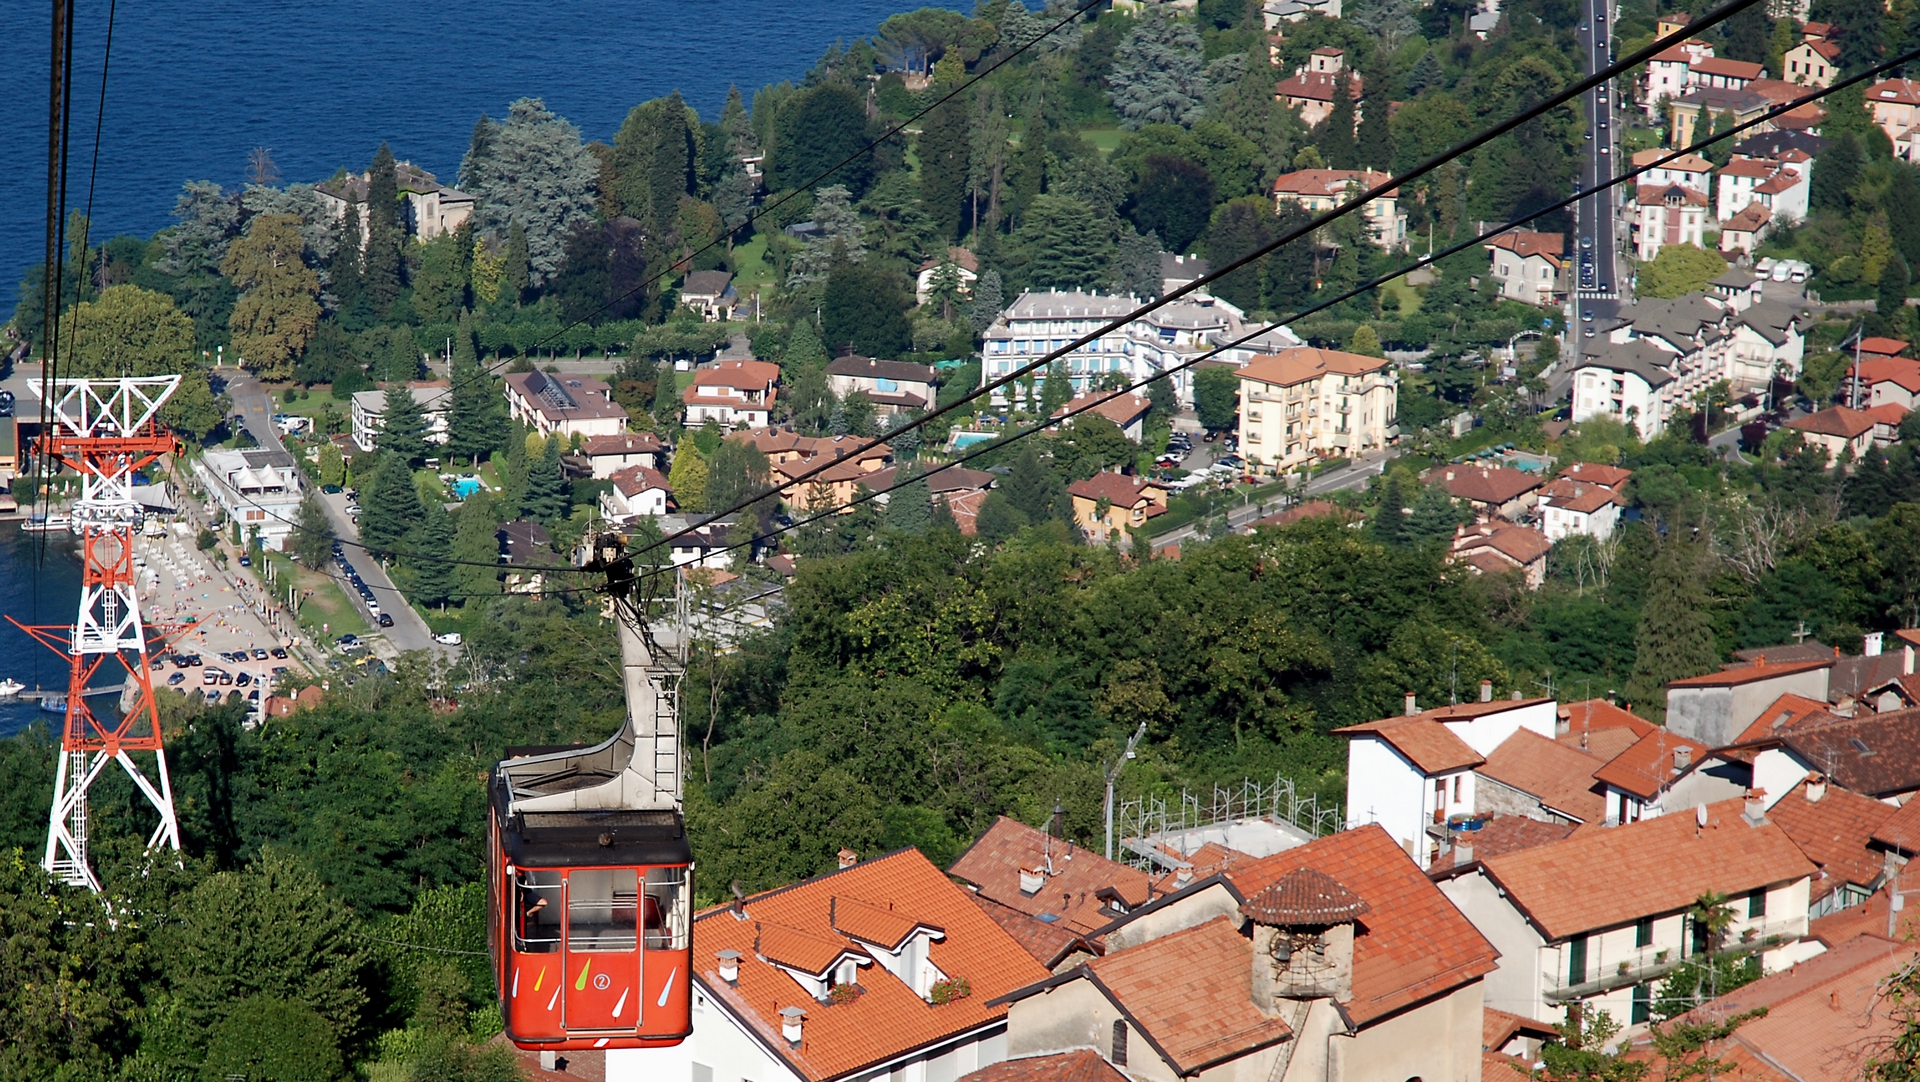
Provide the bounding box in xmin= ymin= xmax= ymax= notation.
xmin=9 ymin=376 xmax=184 ymax=891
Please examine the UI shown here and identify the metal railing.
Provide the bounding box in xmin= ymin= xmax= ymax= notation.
xmin=1115 ymin=775 xmax=1341 ymax=872
xmin=1542 ymin=916 xmax=1811 ymax=1002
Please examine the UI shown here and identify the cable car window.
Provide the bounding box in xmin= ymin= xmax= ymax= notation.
xmin=644 ymin=867 xmax=691 ymax=950
xmin=567 ymin=868 xmax=639 ymax=952
xmin=515 ymin=871 xmax=563 ymax=953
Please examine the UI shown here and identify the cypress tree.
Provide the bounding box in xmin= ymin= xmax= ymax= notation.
xmin=364 ymin=143 xmax=404 ymax=317
xmin=918 ymin=93 xmax=973 ymax=242
xmin=1624 ymin=540 xmax=1720 ymax=722
xmin=653 ymin=367 xmax=684 ymax=432
xmin=1883 ymin=164 xmax=1920 ymax=268
xmin=504 ymin=220 xmax=530 ymax=305
xmin=1317 ymin=75 xmax=1358 ymax=171
xmin=380 ymin=380 xmax=429 ymax=465
xmin=385 ymin=324 xmax=420 ymax=383
xmin=1371 ymin=472 xmax=1410 ymax=545
xmin=886 ymin=462 xmax=934 ymax=536
xmin=360 ymin=452 xmax=425 ymax=558
xmin=1265 ymin=204 xmax=1318 ymax=314
xmin=410 ymin=498 xmax=457 ymax=607
xmin=1810 ymin=134 xmax=1862 ymax=213
xmin=1040 ymin=358 xmax=1074 ymax=416
xmin=446 ymin=313 xmax=503 ymax=465
xmin=1354 ymin=71 xmax=1395 ymax=172
xmin=330 ymin=201 xmax=363 ymax=310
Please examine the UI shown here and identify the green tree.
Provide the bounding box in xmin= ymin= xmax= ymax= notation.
xmin=669 ymin=442 xmax=710 ymax=512
xmin=1879 ymin=254 xmax=1912 ymax=335
xmin=1128 ymin=155 xmax=1215 ymax=253
xmin=503 ymin=219 xmax=531 ymax=302
xmin=1192 ymin=365 xmax=1240 ymax=432
xmin=361 ymin=452 xmax=426 ymax=557
xmin=1316 ymin=71 xmax=1358 ymax=170
xmin=445 ymin=314 xmax=503 ymax=465
xmin=1405 ymin=483 xmax=1462 ymax=543
xmin=1534 ymin=1009 xmax=1648 ymax=1081
xmin=156 ymin=851 xmax=370 ymax=1044
xmin=318 ymin=440 xmax=347 ymax=487
xmin=1013 ymin=196 xmax=1114 ymax=290
xmin=1638 ymin=244 xmax=1728 ymax=299
xmin=997 ymin=444 xmax=1072 ymax=525
xmin=1200 ymin=196 xmax=1278 ymax=312
xmin=363 ymin=144 xmax=405 ymax=316
xmin=1355 ymin=65 xmax=1395 ymax=172
xmin=520 ymin=434 xmax=568 ymax=523
xmin=886 ymin=462 xmax=933 ymax=536
xmin=200 ymin=996 xmax=344 ymax=1082
xmin=688 ymin=748 xmax=884 ymax=892
xmin=411 ymin=498 xmax=457 ymax=607
xmin=821 ymin=260 xmax=914 ymax=357
xmin=380 ymin=380 xmax=430 ymax=465
xmin=223 ymin=213 xmax=321 ymax=381
xmin=1039 ymin=358 xmax=1074 ymax=416
xmin=1811 ymin=132 xmax=1862 ymax=213
xmin=412 ymin=226 xmax=472 ymax=322
xmin=1348 ymin=324 xmax=1384 ymax=358
xmin=1867 ymin=955 xmax=1920 ymax=1080
xmin=706 ymin=438 xmax=774 ymax=521
xmin=460 ymin=100 xmax=601 ymax=284
xmin=292 ymin=492 xmax=336 ymax=570
xmin=1624 ymin=539 xmax=1720 ymax=721
xmin=918 ymin=93 xmax=973 ymax=241
xmin=64 ymin=283 xmax=223 ymax=438
xmin=1108 ymin=8 xmax=1210 ymax=129
xmin=611 ymin=93 xmax=696 ymax=241
xmin=451 ymin=492 xmax=502 ymax=601
xmin=769 ymin=84 xmax=876 ymax=197
xmin=1372 ymin=472 xmax=1411 ymax=545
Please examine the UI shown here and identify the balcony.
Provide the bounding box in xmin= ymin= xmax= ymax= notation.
xmin=1542 ymin=918 xmax=1809 ymax=1002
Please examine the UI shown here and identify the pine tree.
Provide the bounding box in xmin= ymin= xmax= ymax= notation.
xmin=1404 ymin=50 xmax=1443 ymax=96
xmin=1722 ymin=2 xmax=1768 ymax=65
xmin=504 ymin=220 xmax=530 ymax=305
xmin=785 ymin=319 xmax=829 ymax=371
xmin=930 ymin=493 xmax=959 ymax=533
xmin=1624 ymin=540 xmax=1720 ymax=721
xmin=360 ymin=452 xmax=425 ymax=558
xmin=653 ymin=367 xmax=684 ymax=433
xmin=292 ymin=492 xmax=335 ymax=570
xmin=668 ymin=442 xmax=709 ymax=512
xmin=967 ymin=269 xmax=1005 ymax=334
xmin=446 ymin=313 xmax=503 ymax=465
xmin=1317 ymin=75 xmax=1358 ymax=170
xmin=1811 ymin=133 xmax=1862 ymax=213
xmin=1000 ymin=445 xmax=1071 ymax=525
xmin=411 ymin=498 xmax=456 ymax=607
xmin=380 ymin=380 xmax=430 ymax=465
xmin=1879 ymin=255 xmax=1912 ymax=340
xmin=363 ymin=144 xmax=404 ymax=317
xmin=1371 ymin=472 xmax=1410 ymax=545
xmin=1040 ymin=358 xmax=1074 ymax=416
xmin=918 ymin=92 xmax=973 ymax=242
xmin=886 ymin=463 xmax=933 ymax=536
xmin=452 ymin=492 xmax=502 ymax=603
xmin=330 ymin=201 xmax=363 ymax=310
xmin=1405 ymin=483 xmax=1461 ymax=543
xmin=520 ymin=435 xmax=569 ymax=523
xmin=1265 ymin=204 xmax=1317 ymax=315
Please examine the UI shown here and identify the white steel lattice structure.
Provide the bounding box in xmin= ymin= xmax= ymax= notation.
xmin=9 ymin=376 xmax=185 ymax=891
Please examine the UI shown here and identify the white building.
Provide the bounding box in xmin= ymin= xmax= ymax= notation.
xmin=978 ymin=290 xmax=1248 ymax=407
xmin=1571 ymin=342 xmax=1679 ymax=439
xmin=1484 ymin=231 xmax=1565 ymax=306
xmin=1631 ymin=150 xmax=1714 ymax=195
xmin=1537 ymin=474 xmax=1625 ymax=541
xmin=683 ymin=359 xmax=780 ymax=429
xmin=504 ymin=371 xmax=630 ymax=440
xmin=1333 ymin=692 xmax=1558 ymax=870
xmin=350 ymin=384 xmax=451 ymax=454
xmin=1436 ymin=798 xmax=1818 ymax=1027
xmin=194 ymin=449 xmax=304 ymax=550
xmin=1633 ymin=185 xmax=1710 ymax=262
xmin=599 ymin=464 xmax=674 ymax=521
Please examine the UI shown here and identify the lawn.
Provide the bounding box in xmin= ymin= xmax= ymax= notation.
xmin=264 ymin=552 xmax=370 ymax=642
xmin=1080 ymin=128 xmax=1124 ymax=154
xmin=1379 ymin=276 xmax=1423 ymax=315
xmin=732 ymin=235 xmax=778 ymax=298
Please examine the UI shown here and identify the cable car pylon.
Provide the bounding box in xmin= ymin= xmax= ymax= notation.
xmin=8 ymin=376 xmax=187 ymax=892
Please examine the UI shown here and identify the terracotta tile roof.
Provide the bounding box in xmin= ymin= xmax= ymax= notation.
xmin=1433 ymin=815 xmax=1575 ymax=871
xmin=609 ymin=463 xmax=672 ymax=498
xmin=1871 ymin=78 xmax=1920 ymax=106
xmin=960 ymin=1051 xmax=1127 ymax=1082
xmin=1733 ymin=643 xmax=1837 ymax=665
xmin=1077 ymin=917 xmax=1293 ymax=1074
xmin=1066 ymin=471 xmax=1165 ymax=510
xmin=693 ymin=849 xmax=1050 ymax=1082
xmin=1853 ymin=357 xmax=1920 ymax=393
xmin=1050 ymin=390 xmax=1151 ymax=431
xmin=1426 ymin=464 xmax=1543 ymax=506
xmin=776 ymin=456 xmax=873 ymax=486
xmin=1538 ymin=477 xmax=1621 ymax=514
xmin=1766 ymin=780 xmax=1895 ymax=900
xmin=966 ymin=892 xmax=1091 ymax=970
xmin=1269 ymin=168 xmax=1395 ymax=199
xmin=1867 ymin=401 xmax=1911 ymax=427
xmin=1732 ymin=693 xmax=1832 ymax=744
xmin=1238 ymin=345 xmax=1391 ymax=387
xmin=1557 ymin=699 xmax=1656 ymax=744
xmin=1755 ymin=171 xmax=1802 ymax=195
xmin=1565 ymin=726 xmax=1642 ymax=761
xmin=1694 ymin=57 xmax=1764 ymax=80
xmin=690 ymin=358 xmax=780 ymax=391
xmin=1828 ymin=651 xmax=1916 ymax=703
xmin=1859 ymin=336 xmax=1910 ymax=357
xmin=1636 ymin=182 xmax=1709 ymax=207
xmin=1239 ymin=868 xmax=1370 ymax=924
xmin=949 ymin=817 xmax=1153 ymax=937
xmin=863 ymin=465 xmax=995 ymax=497
xmin=1869 ymin=792 xmax=1920 ymax=855
xmin=1451 ymin=524 xmax=1552 ymax=566
xmin=1643 ymin=933 xmax=1920 ymax=1082
xmin=1222 ymin=826 xmax=1498 ymax=1025
xmin=1592 ymin=728 xmax=1713 ymax=801
xmin=1809 ymin=880 xmax=1920 ymax=946
xmin=1773 ymin=708 xmax=1920 ymax=798
xmin=757 ymin=921 xmax=871 ymax=975
xmin=1651 ymin=152 xmax=1716 ymax=173
xmin=1251 ymin=500 xmax=1361 ymax=529
xmin=1477 ymin=798 xmax=1816 ymax=940
xmin=1483 ymin=1006 xmax=1557 ymax=1052
xmin=1666 ymin=657 xmax=1831 ymax=688
xmin=1722 ymin=203 xmax=1773 ymax=234
xmin=580 ymin=431 xmax=664 ymax=456
xmin=1150 ymin=842 xmax=1252 ymax=893
xmin=1486 ymin=231 xmax=1565 ymax=259
xmin=1477 ymin=730 xmax=1608 ymax=822
xmin=946 ymin=490 xmax=986 ymax=536
xmin=832 ymin=895 xmax=942 ymax=951
xmin=1334 ymin=716 xmax=1485 ymax=775
xmin=1273 ymin=71 xmax=1365 ymax=104
xmin=1802 ymin=38 xmax=1841 ymax=61
xmin=1719 ymin=158 xmax=1778 ymax=179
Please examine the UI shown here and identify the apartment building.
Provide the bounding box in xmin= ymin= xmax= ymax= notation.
xmin=1270 ymin=170 xmax=1406 ymax=249
xmin=1234 ymin=347 xmax=1397 ymax=474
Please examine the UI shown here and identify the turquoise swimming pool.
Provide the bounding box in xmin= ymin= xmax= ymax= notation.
xmin=453 ymin=477 xmax=483 ymax=499
xmin=948 ymin=431 xmax=995 ymax=451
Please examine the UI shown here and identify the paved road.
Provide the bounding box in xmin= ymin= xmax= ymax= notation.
xmin=1151 ymin=449 xmax=1395 ymax=549
xmin=1573 ymin=0 xmax=1622 ymax=308
xmin=217 ymin=368 xmax=441 ymax=658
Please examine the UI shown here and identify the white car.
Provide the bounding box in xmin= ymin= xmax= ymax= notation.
xmin=434 ymin=632 xmax=463 ymax=646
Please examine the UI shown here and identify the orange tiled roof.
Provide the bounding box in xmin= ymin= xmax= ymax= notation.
xmin=1766 ymin=780 xmax=1897 ymax=899
xmin=1809 ymin=881 xmax=1920 ymax=946
xmin=580 ymin=431 xmax=664 ymax=456
xmin=1694 ymin=57 xmax=1764 ymax=80
xmin=1477 ymin=798 xmax=1817 ymax=940
xmin=1238 ymin=345 xmax=1391 ymax=387
xmin=1538 ymin=477 xmax=1621 ymax=514
xmin=1453 ymin=524 xmax=1552 ymax=566
xmin=1224 ymin=825 xmax=1500 ymax=1025
xmin=1867 ymin=401 xmax=1911 ymax=427
xmin=1558 ymin=699 xmax=1656 ymax=739
xmin=960 ymin=1051 xmax=1127 ymax=1082
xmin=693 ymin=849 xmax=1050 ymax=1082
xmin=1722 ymin=203 xmax=1773 ymax=234
xmin=1252 ymin=500 xmax=1361 ymax=529
xmin=1486 ymin=231 xmax=1565 ymax=260
xmin=1269 ymin=168 xmax=1394 ymax=199
xmin=1069 ymin=917 xmax=1293 ymax=1074
xmin=1859 ymin=336 xmax=1910 ymax=357
xmin=966 ymin=892 xmax=1090 ymax=970
xmin=1426 ymin=463 xmax=1543 ymax=506
xmin=1755 ymin=171 xmax=1802 ymax=195
xmin=1732 ymin=692 xmax=1833 ymax=744
xmin=1066 ymin=471 xmax=1165 ymax=510
xmin=1334 ymin=716 xmax=1484 ymax=775
xmin=1274 ymin=70 xmax=1364 ymax=104
xmin=949 ymin=817 xmax=1153 ymax=937
xmin=832 ymin=895 xmax=941 ymax=951
xmin=1477 ymin=729 xmax=1608 ymax=822
xmin=1051 ymin=390 xmax=1151 ymax=430
xmin=1789 ymin=405 xmax=1877 ymax=439
xmin=689 ymin=358 xmax=780 ymax=391
xmin=1591 ymin=728 xmax=1713 ymax=800
xmin=609 ymin=463 xmax=672 ymax=498
xmin=1852 ymin=357 xmax=1920 ymax=393
xmin=1433 ymin=814 xmax=1575 ymax=871
xmin=1667 ymin=657 xmax=1831 ymax=688
xmin=1483 ymin=1006 xmax=1557 ymax=1052
xmin=1869 ymin=790 xmax=1920 ymax=855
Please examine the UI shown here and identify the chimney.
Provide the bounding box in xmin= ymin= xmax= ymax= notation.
xmin=1556 ymin=708 xmax=1572 ymax=736
xmin=1866 ymin=632 xmax=1885 ymax=657
xmin=1672 ymin=745 xmax=1693 ymax=773
xmin=1455 ymin=841 xmax=1473 ymax=863
xmin=1805 ymin=773 xmax=1827 ymax=803
xmin=1511 ymin=690 xmax=1522 ymax=701
xmin=837 ymin=847 xmax=859 ymax=870
xmin=1019 ymin=867 xmax=1046 ymax=895
xmin=1405 ymin=692 xmax=1419 ymax=716
xmin=1906 ymin=643 xmax=1916 ymax=677
xmin=1052 ymin=802 xmax=1066 ymax=840
xmin=1745 ymin=788 xmax=1767 ymax=822
xmin=717 ymin=948 xmax=741 ymax=985
xmin=780 ymin=1006 xmax=806 ymax=1048
xmin=1175 ymin=866 xmax=1194 ymax=887
xmin=730 ymin=880 xmax=748 ymax=920
xmin=1480 ymin=680 xmax=1493 ymax=703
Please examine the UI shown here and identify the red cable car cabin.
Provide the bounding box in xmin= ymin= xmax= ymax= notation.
xmin=488 ymin=787 xmax=692 ymax=1050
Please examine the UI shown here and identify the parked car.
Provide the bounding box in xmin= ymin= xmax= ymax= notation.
xmin=167 ymin=672 xmax=185 ymax=686
xmin=270 ymin=647 xmax=288 ymax=659
xmin=252 ymin=648 xmax=268 ymax=661
xmin=322 ymin=484 xmax=343 ymax=494
xmin=235 ymin=672 xmax=251 ymax=688
xmin=336 ymin=634 xmax=358 ymax=646
xmin=378 ymin=613 xmax=394 ymax=627
xmin=272 ymin=666 xmax=289 ymax=676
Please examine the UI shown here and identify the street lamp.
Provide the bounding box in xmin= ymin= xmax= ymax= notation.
xmin=1104 ymin=721 xmax=1149 ymax=862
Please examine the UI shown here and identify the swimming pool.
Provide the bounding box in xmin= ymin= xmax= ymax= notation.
xmin=453 ymin=477 xmax=483 ymax=499
xmin=948 ymin=431 xmax=996 ymax=451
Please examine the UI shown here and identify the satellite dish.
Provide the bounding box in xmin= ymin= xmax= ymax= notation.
xmin=1695 ymin=804 xmax=1709 ymax=828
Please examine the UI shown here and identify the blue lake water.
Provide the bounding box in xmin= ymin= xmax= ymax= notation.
xmin=0 ymin=0 xmax=963 ymax=315
xmin=0 ymin=528 xmax=87 ymax=738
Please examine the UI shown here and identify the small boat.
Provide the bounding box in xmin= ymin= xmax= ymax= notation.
xmin=21 ymin=513 xmax=72 ymax=533
xmin=0 ymin=678 xmax=22 ymax=697
xmin=39 ymin=695 xmax=67 ymax=714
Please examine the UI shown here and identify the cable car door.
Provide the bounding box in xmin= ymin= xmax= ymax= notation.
xmin=562 ymin=868 xmax=641 ymax=1035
